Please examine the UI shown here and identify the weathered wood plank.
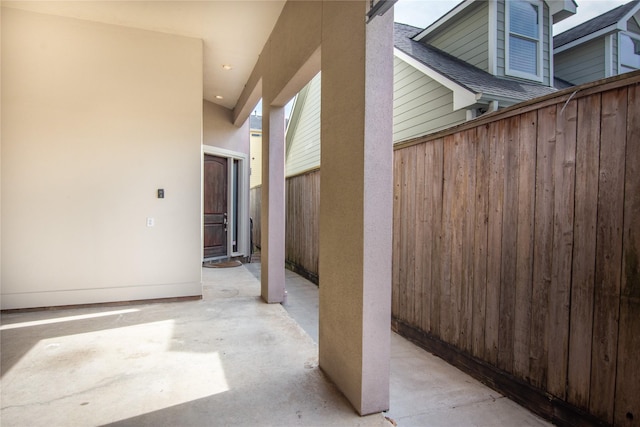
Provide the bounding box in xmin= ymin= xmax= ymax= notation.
xmin=400 ymin=147 xmax=414 ymax=325
xmin=530 ymin=105 xmax=557 ymax=389
xmin=590 ymin=88 xmax=627 ymax=424
xmin=420 ymin=142 xmax=433 ymax=334
xmin=414 ymin=143 xmax=427 ymax=331
xmin=486 ymin=120 xmax=503 ymax=365
xmin=460 ymin=128 xmax=477 ymax=353
xmin=614 ymin=84 xmax=640 ymax=427
xmin=405 ymin=145 xmax=418 ymax=327
xmin=567 ymin=94 xmax=601 ymax=410
xmin=430 ymin=138 xmax=445 ymax=336
xmin=513 ymin=110 xmax=536 ymax=381
xmin=392 ymin=149 xmax=403 ymax=318
xmin=547 ymin=99 xmax=577 ymax=400
xmin=441 ymin=135 xmax=456 ymax=342
xmin=498 ymin=116 xmax=519 ymax=373
xmin=472 ymin=124 xmax=489 ymax=359
xmin=450 ymin=131 xmax=466 ymax=347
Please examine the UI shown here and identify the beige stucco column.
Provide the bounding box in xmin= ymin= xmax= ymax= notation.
xmin=319 ymin=1 xmax=394 ymax=416
xmin=260 ymin=102 xmax=286 ymax=303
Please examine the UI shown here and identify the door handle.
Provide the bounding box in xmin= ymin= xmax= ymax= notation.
xmin=223 ymin=213 xmax=228 ymax=230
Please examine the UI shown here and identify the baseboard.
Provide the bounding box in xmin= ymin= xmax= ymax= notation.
xmin=1 ymin=282 xmax=202 ymax=310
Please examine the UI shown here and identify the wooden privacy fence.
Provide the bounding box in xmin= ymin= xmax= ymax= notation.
xmin=249 ymin=169 xmax=320 ymax=283
xmin=284 ymin=169 xmax=320 ymax=283
xmin=392 ymin=73 xmax=639 ymax=426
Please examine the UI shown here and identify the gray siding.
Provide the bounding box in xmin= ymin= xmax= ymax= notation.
xmin=543 ymin=3 xmax=550 ymax=86
xmin=426 ymin=2 xmax=490 ymax=71
xmin=393 ymin=57 xmax=467 ymax=142
xmin=285 ymin=73 xmax=321 ymax=177
xmin=554 ymin=38 xmax=605 ymax=85
xmin=497 ymin=0 xmax=505 ymax=76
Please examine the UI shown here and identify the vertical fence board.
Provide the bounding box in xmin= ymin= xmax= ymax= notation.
xmin=399 ymin=148 xmax=410 ymax=322
xmin=450 ymin=132 xmax=466 ymax=347
xmin=567 ymin=94 xmax=601 ymax=409
xmin=415 ymin=143 xmax=427 ymax=330
xmin=461 ymin=129 xmax=477 ymax=353
xmin=547 ymin=99 xmax=577 ymax=400
xmin=590 ymin=88 xmax=627 ymax=424
xmin=513 ymin=111 xmax=536 ymax=380
xmin=530 ymin=105 xmax=557 ymax=389
xmin=614 ymin=83 xmax=640 ymax=427
xmin=486 ymin=121 xmax=503 ymax=365
xmin=430 ymin=138 xmax=444 ymax=337
xmin=420 ymin=142 xmax=433 ymax=334
xmin=472 ymin=124 xmax=489 ymax=359
xmin=441 ymin=135 xmax=456 ymax=342
xmin=405 ymin=145 xmax=418 ymax=327
xmin=392 ymin=150 xmax=404 ymax=319
xmin=498 ymin=117 xmax=519 ymax=373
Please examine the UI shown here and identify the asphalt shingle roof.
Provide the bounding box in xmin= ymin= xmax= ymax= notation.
xmin=554 ymin=0 xmax=640 ymax=48
xmin=394 ymin=23 xmax=557 ymax=103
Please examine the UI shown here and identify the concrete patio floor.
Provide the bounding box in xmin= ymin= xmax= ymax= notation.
xmin=1 ymin=262 xmax=552 ymax=426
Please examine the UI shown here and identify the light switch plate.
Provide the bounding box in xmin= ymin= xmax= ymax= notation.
xmin=146 ymin=217 xmax=155 ymax=227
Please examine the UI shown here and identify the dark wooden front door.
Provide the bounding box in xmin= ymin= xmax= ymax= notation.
xmin=204 ymin=155 xmax=227 ymax=258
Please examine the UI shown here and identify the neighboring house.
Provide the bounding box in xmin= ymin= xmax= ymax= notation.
xmin=554 ymin=0 xmax=640 ymax=85
xmin=249 ymin=114 xmax=263 ymax=188
xmin=285 ymin=0 xmax=576 ymax=175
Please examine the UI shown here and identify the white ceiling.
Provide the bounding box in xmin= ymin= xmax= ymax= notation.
xmin=3 ymin=0 xmax=286 ymax=110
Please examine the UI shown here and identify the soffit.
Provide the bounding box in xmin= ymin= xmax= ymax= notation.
xmin=3 ymin=0 xmax=286 ymax=110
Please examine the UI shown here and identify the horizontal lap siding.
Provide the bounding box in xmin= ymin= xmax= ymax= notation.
xmin=555 ymin=39 xmax=606 ymax=85
xmin=427 ymin=1 xmax=489 ymax=71
xmin=393 ymin=58 xmax=466 ymax=142
xmin=392 ymin=75 xmax=640 ymax=426
xmin=286 ymin=74 xmax=321 ymax=177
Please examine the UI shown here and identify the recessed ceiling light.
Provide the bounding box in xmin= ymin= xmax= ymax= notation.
xmin=222 ymin=64 xmax=232 ymax=70
xmin=215 ymin=95 xmax=224 ymax=100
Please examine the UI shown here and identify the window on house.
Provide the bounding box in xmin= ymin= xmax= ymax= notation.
xmin=506 ymin=0 xmax=543 ymax=81
xmin=620 ymin=32 xmax=640 ymax=73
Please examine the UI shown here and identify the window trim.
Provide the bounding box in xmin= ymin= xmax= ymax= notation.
xmin=618 ymin=31 xmax=640 ymax=74
xmin=505 ymin=0 xmax=544 ymax=82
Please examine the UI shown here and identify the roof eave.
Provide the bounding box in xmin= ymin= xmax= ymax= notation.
xmin=554 ymin=24 xmax=617 ymax=53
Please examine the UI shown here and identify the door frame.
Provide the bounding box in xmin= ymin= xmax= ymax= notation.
xmin=202 ymin=145 xmax=250 ymax=261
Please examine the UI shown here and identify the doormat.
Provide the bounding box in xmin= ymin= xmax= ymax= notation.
xmin=203 ymin=260 xmax=242 ymax=268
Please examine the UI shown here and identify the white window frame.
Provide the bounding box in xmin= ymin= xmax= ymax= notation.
xmin=505 ymin=0 xmax=544 ymax=82
xmin=618 ymin=31 xmax=640 ymax=74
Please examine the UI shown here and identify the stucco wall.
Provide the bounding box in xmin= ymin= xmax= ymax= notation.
xmin=1 ymin=8 xmax=203 ymax=309
xmin=203 ymin=100 xmax=249 ymax=154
